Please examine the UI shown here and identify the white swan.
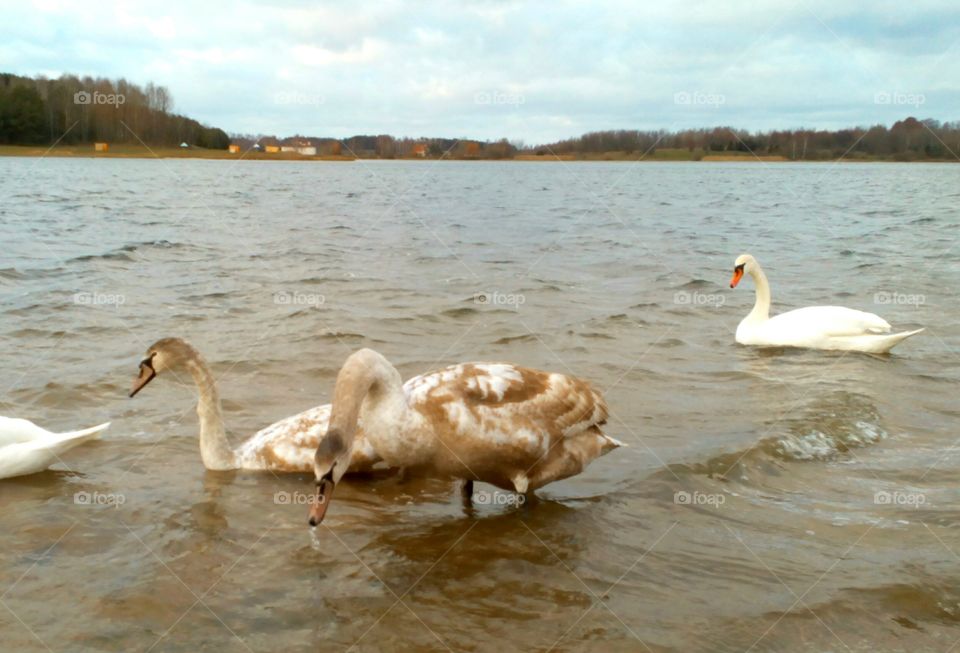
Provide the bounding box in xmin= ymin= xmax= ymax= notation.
xmin=729 ymin=253 xmax=923 ymax=353
xmin=308 ymin=348 xmax=622 ymax=525
xmin=130 ymin=337 xmax=430 ymax=474
xmin=0 ymin=417 xmax=109 ymax=479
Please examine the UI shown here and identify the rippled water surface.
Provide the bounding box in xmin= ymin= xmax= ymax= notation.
xmin=1 ymin=158 xmax=958 ymax=652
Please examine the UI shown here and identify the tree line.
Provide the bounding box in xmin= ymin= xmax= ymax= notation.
xmin=2 ymin=71 xmax=955 ymax=162
xmin=241 ymin=119 xmax=959 ymax=161
xmin=537 ymin=118 xmax=960 ymax=161
xmin=0 ymin=72 xmax=229 ymax=148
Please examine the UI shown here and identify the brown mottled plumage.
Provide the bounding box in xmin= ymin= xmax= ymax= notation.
xmin=309 ymin=349 xmax=622 ymax=524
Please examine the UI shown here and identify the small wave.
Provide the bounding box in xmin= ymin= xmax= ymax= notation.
xmin=773 ymin=420 xmax=886 ymax=461
xmin=442 ymin=306 xmax=479 ymax=318
xmin=493 ymin=334 xmax=537 ymax=345
xmin=677 ymin=279 xmax=714 ymax=289
xmin=70 ymin=251 xmax=134 ymax=263
xmin=66 ymin=240 xmax=185 ymax=264
xmin=666 ymin=392 xmax=888 ymax=479
xmin=0 ymin=267 xmax=27 ymax=280
xmin=318 ymin=330 xmax=365 ymax=341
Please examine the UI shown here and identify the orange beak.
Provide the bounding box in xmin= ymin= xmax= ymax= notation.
xmin=729 ymin=268 xmax=744 ymax=288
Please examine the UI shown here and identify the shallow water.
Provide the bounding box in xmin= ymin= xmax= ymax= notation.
xmin=1 ymin=158 xmax=958 ymax=652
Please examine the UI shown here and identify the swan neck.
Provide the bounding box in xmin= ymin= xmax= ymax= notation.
xmin=186 ymin=357 xmax=238 ymax=470
xmin=328 ymin=349 xmax=406 ymax=450
xmin=748 ymin=263 xmax=771 ymax=321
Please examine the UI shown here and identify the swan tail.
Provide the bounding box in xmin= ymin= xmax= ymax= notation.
xmin=600 ymin=433 xmax=626 ymax=454
xmin=859 ymin=328 xmax=924 ymax=354
xmin=36 ymin=422 xmax=110 ymax=454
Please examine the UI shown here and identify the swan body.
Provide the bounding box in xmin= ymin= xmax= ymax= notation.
xmin=730 ymin=254 xmax=923 ymax=354
xmin=0 ymin=417 xmax=109 ymax=479
xmin=309 ymin=348 xmax=622 ymax=524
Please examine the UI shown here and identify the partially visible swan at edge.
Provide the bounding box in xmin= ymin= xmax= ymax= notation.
xmin=0 ymin=417 xmax=109 ymax=479
xmin=129 ymin=337 xmax=393 ymax=474
xmin=729 ymin=253 xmax=923 ymax=353
xmin=308 ymin=348 xmax=622 ymax=525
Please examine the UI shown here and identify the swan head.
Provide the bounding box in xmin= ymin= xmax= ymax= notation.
xmin=130 ymin=337 xmax=199 ymax=397
xmin=308 ymin=427 xmax=351 ymax=526
xmin=730 ymin=253 xmax=757 ymax=288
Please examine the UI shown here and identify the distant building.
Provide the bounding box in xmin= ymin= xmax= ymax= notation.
xmin=180 ymin=142 xmax=189 ymax=148
xmin=411 ymin=143 xmax=427 ymax=157
xmin=228 ymin=144 xmax=241 ymax=153
xmin=265 ymin=145 xmax=281 ymax=153
xmin=280 ymin=146 xmax=296 ymax=152
xmin=297 ymin=146 xmax=317 ymax=156
xmin=94 ymin=142 xmax=109 ymax=152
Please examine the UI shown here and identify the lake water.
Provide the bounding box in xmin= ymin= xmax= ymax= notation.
xmin=0 ymin=158 xmax=958 ymax=652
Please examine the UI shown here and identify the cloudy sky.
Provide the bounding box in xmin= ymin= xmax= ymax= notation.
xmin=2 ymin=0 xmax=958 ymax=143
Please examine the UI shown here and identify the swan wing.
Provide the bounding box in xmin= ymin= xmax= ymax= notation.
xmin=0 ymin=416 xmax=53 ymax=446
xmin=406 ymin=363 xmax=610 ymax=457
xmin=236 ymin=404 xmax=333 ymax=472
xmin=769 ymin=306 xmax=892 ymax=338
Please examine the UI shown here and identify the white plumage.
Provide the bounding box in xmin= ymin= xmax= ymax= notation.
xmin=0 ymin=416 xmax=109 ymax=479
xmin=730 ymin=254 xmax=923 ymax=354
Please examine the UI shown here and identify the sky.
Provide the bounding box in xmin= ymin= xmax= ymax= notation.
xmin=2 ymin=0 xmax=958 ymax=144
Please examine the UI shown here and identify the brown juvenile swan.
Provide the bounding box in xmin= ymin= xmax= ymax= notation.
xmin=308 ymin=348 xmax=622 ymax=525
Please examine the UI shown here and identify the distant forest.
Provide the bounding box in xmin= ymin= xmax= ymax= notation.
xmin=1 ymin=71 xmax=957 ymax=161
xmin=537 ymin=117 xmax=960 ymax=161
xmin=0 ymin=72 xmax=229 ymax=148
xmin=242 ymin=118 xmax=960 ymax=161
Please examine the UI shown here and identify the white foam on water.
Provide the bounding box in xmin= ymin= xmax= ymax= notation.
xmin=774 ymin=420 xmax=888 ymax=461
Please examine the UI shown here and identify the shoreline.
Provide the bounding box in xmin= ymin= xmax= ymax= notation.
xmin=0 ymin=144 xmax=953 ymax=163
